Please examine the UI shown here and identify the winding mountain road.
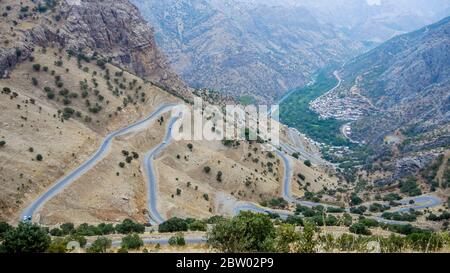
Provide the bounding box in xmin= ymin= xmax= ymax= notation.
xmin=21 ymin=103 xmax=178 ymax=222
xmin=22 ymin=98 xmax=443 ymax=247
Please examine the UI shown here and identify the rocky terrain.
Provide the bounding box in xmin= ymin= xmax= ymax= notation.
xmin=0 ymin=0 xmax=337 ymax=225
xmin=0 ymin=0 xmax=189 ymax=99
xmin=131 ymin=0 xmax=364 ymax=103
xmin=311 ymin=16 xmax=450 ymax=185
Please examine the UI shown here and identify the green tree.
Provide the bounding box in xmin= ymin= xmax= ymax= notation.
xmin=32 ymin=63 xmax=41 ymax=71
xmin=350 ymin=194 xmax=363 ymax=206
xmin=121 ymin=234 xmax=143 ymax=250
xmin=114 ymin=219 xmax=145 ymax=234
xmin=188 ymin=220 xmax=207 ymax=231
xmin=0 ymin=221 xmax=12 ymax=239
xmin=98 ymin=223 xmax=115 ymax=235
xmin=87 ymin=236 xmax=112 ymax=253
xmin=216 ymin=171 xmax=223 ymax=182
xmin=47 ymin=237 xmax=68 ymax=253
xmin=158 ymin=217 xmax=188 ymax=233
xmin=60 ymin=222 xmax=75 ymax=235
xmin=168 ymin=233 xmax=186 ymax=246
xmin=304 ymin=160 xmax=312 ymax=167
xmin=207 ymin=212 xmax=276 ymax=253
xmin=296 ymin=221 xmax=318 ymax=253
xmin=2 ymin=222 xmax=51 ymax=253
xmin=349 ymin=223 xmax=371 ymax=236
xmin=274 ymin=224 xmax=300 ymax=253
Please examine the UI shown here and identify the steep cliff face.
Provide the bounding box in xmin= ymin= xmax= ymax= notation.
xmin=0 ymin=0 xmax=188 ymax=97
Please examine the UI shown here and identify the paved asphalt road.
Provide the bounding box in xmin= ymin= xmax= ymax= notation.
xmin=22 ymin=100 xmax=444 ymax=247
xmin=21 ymin=103 xmax=178 ymax=222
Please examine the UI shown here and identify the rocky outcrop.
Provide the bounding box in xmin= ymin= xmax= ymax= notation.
xmin=0 ymin=45 xmax=32 ymax=78
xmin=0 ymin=0 xmax=189 ymax=98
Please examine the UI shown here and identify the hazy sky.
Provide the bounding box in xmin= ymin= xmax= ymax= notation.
xmin=366 ymin=0 xmax=381 ymax=5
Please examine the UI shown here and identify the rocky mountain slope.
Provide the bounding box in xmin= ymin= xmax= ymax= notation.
xmin=312 ymin=16 xmax=450 ymax=183
xmin=0 ymin=0 xmax=188 ymax=98
xmin=131 ymin=0 xmax=364 ymax=103
xmin=0 ymin=0 xmax=337 ymax=224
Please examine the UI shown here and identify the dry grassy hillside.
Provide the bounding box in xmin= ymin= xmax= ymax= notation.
xmin=0 ymin=46 xmax=177 ymax=223
xmin=0 ymin=0 xmax=338 ymax=226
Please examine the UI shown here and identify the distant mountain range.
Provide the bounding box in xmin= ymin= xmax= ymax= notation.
xmin=131 ymin=0 xmax=364 ymax=103
xmin=131 ymin=0 xmax=449 ymax=102
xmin=261 ymin=0 xmax=450 ymax=43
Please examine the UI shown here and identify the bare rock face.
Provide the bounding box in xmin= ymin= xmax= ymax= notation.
xmin=1 ymin=0 xmax=189 ymax=98
xmin=60 ymin=0 xmax=184 ymax=88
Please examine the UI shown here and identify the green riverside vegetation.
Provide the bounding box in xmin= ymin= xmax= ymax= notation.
xmin=280 ymin=71 xmax=349 ymax=147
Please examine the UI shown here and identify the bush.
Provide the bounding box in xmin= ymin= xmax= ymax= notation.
xmin=75 ymin=223 xmax=101 ymax=236
xmin=381 ymin=212 xmax=417 ymax=222
xmin=47 ymin=91 xmax=55 ymax=100
xmin=87 ymin=236 xmax=111 ymax=253
xmin=97 ymin=223 xmax=115 ymax=235
xmin=47 ymin=237 xmax=68 ymax=253
xmin=263 ymin=198 xmax=288 ymax=209
xmin=36 ymin=154 xmax=43 ymax=161
xmin=2 ymin=222 xmax=51 ymax=253
xmin=406 ymin=232 xmax=443 ymax=252
xmin=304 ymin=160 xmax=312 ymax=167
xmin=216 ymin=171 xmax=223 ymax=182
xmin=350 ymin=194 xmax=363 ymax=206
xmin=187 ymin=143 xmax=193 ymax=151
xmin=96 ymin=59 xmax=107 ymax=69
xmin=297 ymin=173 xmax=306 ymax=181
xmin=0 ymin=141 xmax=6 ymax=147
xmin=115 ymin=219 xmax=145 ymax=234
xmin=50 ymin=228 xmax=63 ymax=236
xmin=203 ymin=193 xmax=209 ymax=201
xmin=369 ymin=203 xmax=390 ymax=213
xmin=0 ymin=222 xmax=12 ymax=239
xmin=206 ymin=211 xmax=276 ymax=252
xmin=188 ymin=220 xmax=207 ymax=231
xmin=168 ymin=233 xmax=186 ymax=246
xmin=32 ymin=64 xmax=41 ymax=72
xmin=158 ymin=218 xmax=188 ymax=233
xmin=358 ymin=218 xmax=379 ymax=228
xmin=284 ymin=215 xmax=304 ymax=226
xmin=121 ymin=234 xmax=143 ymax=250
xmin=349 ymin=206 xmax=367 ymax=215
xmin=400 ymin=178 xmax=422 ymax=197
xmin=326 ymin=207 xmax=345 ymax=213
xmin=382 ymin=193 xmax=402 ymax=202
xmin=203 ymin=166 xmax=211 ymax=174
xmin=62 ymin=107 xmax=75 ymax=120
xmin=349 ymin=223 xmax=371 ymax=235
